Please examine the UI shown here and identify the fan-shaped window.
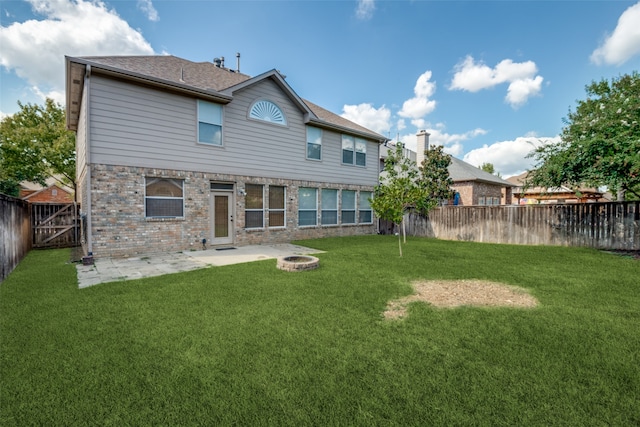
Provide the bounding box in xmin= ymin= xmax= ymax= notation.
xmin=249 ymin=100 xmax=286 ymax=125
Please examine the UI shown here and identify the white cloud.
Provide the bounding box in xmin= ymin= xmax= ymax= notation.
xmin=462 ymin=136 xmax=560 ymax=178
xmin=0 ymin=0 xmax=154 ymax=105
xmin=395 ymin=124 xmax=487 ymax=157
xmin=31 ymin=85 xmax=64 ymax=105
xmin=396 ymin=119 xmax=406 ymax=131
xmin=506 ymin=76 xmax=544 ymax=108
xmin=0 ymin=111 xmax=8 ymax=120
xmin=341 ymin=102 xmax=391 ymax=135
xmin=356 ymin=0 xmax=375 ymax=20
xmin=398 ymin=71 xmax=436 ymax=119
xmin=591 ymin=2 xmax=640 ymax=66
xmin=137 ymin=0 xmax=159 ymax=22
xmin=450 ymin=56 xmax=543 ymax=108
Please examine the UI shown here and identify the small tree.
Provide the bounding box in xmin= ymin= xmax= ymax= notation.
xmin=372 ymin=143 xmax=453 ymax=256
xmin=527 ymin=72 xmax=640 ymax=200
xmin=418 ymin=145 xmax=455 ymax=212
xmin=0 ymin=99 xmax=76 ymax=198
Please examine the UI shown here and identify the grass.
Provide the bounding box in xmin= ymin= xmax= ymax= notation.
xmin=1 ymin=235 xmax=639 ymax=426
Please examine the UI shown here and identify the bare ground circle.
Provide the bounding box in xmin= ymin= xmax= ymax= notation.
xmin=384 ymin=279 xmax=538 ymax=320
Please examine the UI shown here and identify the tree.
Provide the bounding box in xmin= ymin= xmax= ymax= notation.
xmin=417 ymin=145 xmax=455 ymax=212
xmin=371 ymin=143 xmax=453 ymax=256
xmin=480 ymin=162 xmax=502 ymax=177
xmin=527 ymin=72 xmax=640 ymax=200
xmin=0 ymin=99 xmax=76 ymax=198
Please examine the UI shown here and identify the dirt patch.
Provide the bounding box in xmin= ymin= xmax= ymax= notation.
xmin=384 ymin=279 xmax=538 ymax=320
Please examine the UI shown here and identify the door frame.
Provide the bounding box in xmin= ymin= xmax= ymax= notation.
xmin=210 ymin=186 xmax=235 ymax=246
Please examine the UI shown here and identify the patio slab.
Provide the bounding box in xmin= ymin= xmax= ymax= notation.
xmin=76 ymin=244 xmax=322 ymax=288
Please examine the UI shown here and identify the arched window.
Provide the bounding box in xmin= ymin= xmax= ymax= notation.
xmin=249 ymin=100 xmax=286 ymax=125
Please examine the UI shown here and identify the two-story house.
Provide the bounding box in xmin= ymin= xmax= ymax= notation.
xmin=65 ymin=55 xmax=387 ymax=258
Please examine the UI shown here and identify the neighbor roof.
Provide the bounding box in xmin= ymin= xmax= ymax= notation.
xmin=448 ymin=157 xmax=514 ymax=186
xmin=65 ymin=55 xmax=387 ymax=142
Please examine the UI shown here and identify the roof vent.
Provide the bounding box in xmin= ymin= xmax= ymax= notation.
xmin=213 ymin=57 xmax=223 ymax=68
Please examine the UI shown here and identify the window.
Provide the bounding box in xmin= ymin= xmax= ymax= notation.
xmin=268 ymin=186 xmax=286 ymax=227
xmin=321 ymin=189 xmax=338 ymax=225
xmin=307 ymin=126 xmax=322 ymax=160
xmin=245 ymin=184 xmax=264 ymax=228
xmin=355 ymin=138 xmax=367 ymax=166
xmin=198 ymin=100 xmax=222 ymax=145
xmin=478 ymin=196 xmax=485 ymax=205
xmin=145 ymin=178 xmax=184 ymax=218
xmin=298 ymin=187 xmax=317 ymax=226
xmin=249 ymin=100 xmax=286 ymax=125
xmin=342 ymin=135 xmax=354 ymax=164
xmin=342 ymin=135 xmax=367 ymax=166
xmin=341 ymin=190 xmax=356 ymax=224
xmin=359 ymin=191 xmax=372 ymax=223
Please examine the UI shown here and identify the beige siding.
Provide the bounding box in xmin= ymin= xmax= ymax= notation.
xmin=88 ymin=76 xmax=379 ymax=186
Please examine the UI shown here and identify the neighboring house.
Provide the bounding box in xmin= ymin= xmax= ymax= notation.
xmin=506 ymin=171 xmax=606 ymax=204
xmin=20 ymin=178 xmax=74 ymax=203
xmin=65 ymin=55 xmax=387 ymax=258
xmin=379 ymin=131 xmax=514 ymax=206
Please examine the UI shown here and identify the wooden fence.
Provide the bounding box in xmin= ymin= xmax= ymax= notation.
xmin=1 ymin=194 xmax=32 ymax=282
xmin=31 ymin=203 xmax=80 ymax=248
xmin=394 ymin=201 xmax=640 ymax=250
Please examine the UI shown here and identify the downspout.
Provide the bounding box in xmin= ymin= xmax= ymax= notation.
xmin=84 ymin=64 xmax=93 ymax=255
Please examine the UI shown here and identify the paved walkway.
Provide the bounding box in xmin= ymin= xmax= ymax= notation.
xmin=76 ymin=244 xmax=322 ymax=288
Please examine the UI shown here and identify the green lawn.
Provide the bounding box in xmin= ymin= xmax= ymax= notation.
xmin=1 ymin=236 xmax=639 ymax=426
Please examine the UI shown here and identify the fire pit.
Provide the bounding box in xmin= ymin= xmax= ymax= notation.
xmin=276 ymin=255 xmax=319 ymax=272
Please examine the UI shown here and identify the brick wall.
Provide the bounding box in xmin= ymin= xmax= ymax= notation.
xmin=452 ymin=181 xmax=509 ymax=206
xmin=24 ymin=185 xmax=74 ymax=203
xmin=88 ymin=164 xmax=376 ymax=258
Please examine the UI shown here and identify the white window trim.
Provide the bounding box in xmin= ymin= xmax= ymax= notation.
xmin=341 ymin=190 xmax=356 ymax=225
xmin=245 ymin=184 xmax=265 ymax=229
xmin=144 ymin=177 xmax=185 ymax=219
xmin=358 ymin=191 xmax=373 ymax=224
xmin=268 ymin=185 xmax=286 ymax=228
xmin=298 ymin=187 xmax=318 ymax=227
xmin=321 ymin=188 xmax=338 ymax=226
xmin=248 ymin=99 xmax=287 ymax=126
xmin=306 ymin=126 xmax=322 ymax=161
xmin=197 ymin=100 xmax=223 ymax=146
xmin=342 ymin=135 xmax=367 ymax=167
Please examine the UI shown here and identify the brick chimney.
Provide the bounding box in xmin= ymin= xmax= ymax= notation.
xmin=416 ymin=130 xmax=430 ymax=167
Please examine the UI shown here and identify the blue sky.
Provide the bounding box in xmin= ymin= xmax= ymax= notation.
xmin=1 ymin=0 xmax=639 ymax=177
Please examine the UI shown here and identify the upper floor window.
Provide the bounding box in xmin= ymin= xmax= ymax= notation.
xmin=249 ymin=100 xmax=287 ymax=125
xmin=355 ymin=138 xmax=367 ymax=167
xmin=145 ymin=178 xmax=184 ymax=218
xmin=342 ymin=135 xmax=354 ymax=164
xmin=342 ymin=135 xmax=367 ymax=167
xmin=198 ymin=100 xmax=222 ymax=146
xmin=307 ymin=126 xmax=322 ymax=160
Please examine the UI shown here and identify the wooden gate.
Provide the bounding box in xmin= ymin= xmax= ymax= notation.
xmin=31 ymin=203 xmax=80 ymax=248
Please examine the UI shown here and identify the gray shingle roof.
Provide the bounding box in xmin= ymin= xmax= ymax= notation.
xmin=67 ymin=55 xmax=386 ymax=142
xmin=448 ymin=157 xmax=514 ymax=186
xmin=78 ymin=55 xmax=251 ymax=91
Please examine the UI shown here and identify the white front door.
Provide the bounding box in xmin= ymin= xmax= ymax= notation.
xmin=210 ymin=191 xmax=234 ymax=245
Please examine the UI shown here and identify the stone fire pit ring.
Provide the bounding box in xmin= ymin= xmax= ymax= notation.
xmin=276 ymin=255 xmax=320 ymax=272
